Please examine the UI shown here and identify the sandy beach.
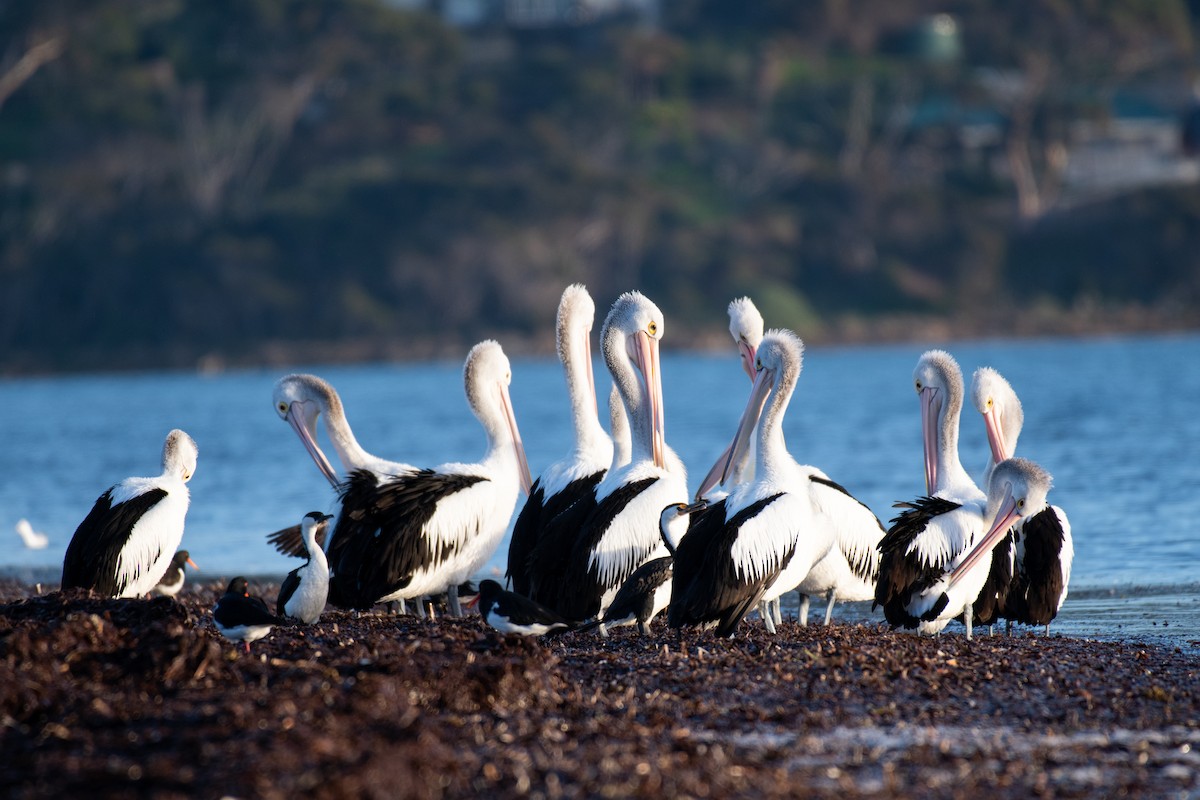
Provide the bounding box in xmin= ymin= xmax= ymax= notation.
xmin=2 ymin=579 xmax=1196 ymax=799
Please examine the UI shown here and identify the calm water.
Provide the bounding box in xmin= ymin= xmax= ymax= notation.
xmin=2 ymin=334 xmax=1197 ymax=647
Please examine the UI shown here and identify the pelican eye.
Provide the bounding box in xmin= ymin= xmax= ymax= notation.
xmin=1017 ymin=498 xmax=1026 ymax=509
xmin=647 ymin=321 xmax=658 ymax=336
xmin=277 ymin=401 xmax=288 ymax=414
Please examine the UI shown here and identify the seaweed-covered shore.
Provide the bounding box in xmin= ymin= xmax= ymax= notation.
xmin=1 ymin=580 xmax=1196 ymax=799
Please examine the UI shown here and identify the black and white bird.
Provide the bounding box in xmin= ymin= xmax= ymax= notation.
xmin=15 ymin=519 xmax=48 ymax=550
xmin=153 ymin=550 xmax=199 ymax=598
xmin=670 ymin=330 xmax=831 ymax=638
xmin=323 ymin=341 xmax=532 ymax=613
xmin=696 ymin=298 xmax=883 ymax=630
xmin=970 ymin=367 xmax=1073 ymax=632
xmin=579 ymin=501 xmax=705 ymax=637
xmin=213 ymin=577 xmax=281 ymax=653
xmin=276 ymin=512 xmax=333 ymax=624
xmin=61 ymin=429 xmax=198 ymax=599
xmin=875 ymin=350 xmax=992 ymax=637
xmin=527 ymin=291 xmax=688 ymax=621
xmin=474 ymin=579 xmax=578 ymax=637
xmin=507 ymin=284 xmax=612 ymax=595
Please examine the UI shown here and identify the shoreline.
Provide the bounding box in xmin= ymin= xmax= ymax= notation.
xmin=1 ymin=580 xmax=1197 ymax=798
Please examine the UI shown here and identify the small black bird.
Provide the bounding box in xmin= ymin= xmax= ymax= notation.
xmin=153 ymin=550 xmax=199 ymax=598
xmin=213 ymin=577 xmax=280 ymax=653
xmin=474 ymin=579 xmax=577 ymax=637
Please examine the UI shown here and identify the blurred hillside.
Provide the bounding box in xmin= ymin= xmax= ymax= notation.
xmin=2 ymin=0 xmax=1200 ymax=374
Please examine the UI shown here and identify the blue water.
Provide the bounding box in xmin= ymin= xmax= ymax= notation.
xmin=2 ymin=333 xmax=1198 ymax=645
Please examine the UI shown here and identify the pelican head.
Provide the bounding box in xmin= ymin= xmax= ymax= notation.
xmin=972 ymin=366 xmax=1023 ymax=467
xmin=720 ymin=329 xmax=804 ymax=485
xmin=913 ymin=350 xmax=964 ymax=495
xmin=162 ymin=429 xmax=198 ymax=483
xmin=602 ymin=291 xmax=667 ymax=469
xmin=464 ymin=340 xmax=534 ymax=497
xmin=727 ymin=296 xmax=764 ymax=382
xmin=948 ymin=457 xmax=1052 ymax=588
xmin=272 ymin=374 xmax=341 ymax=487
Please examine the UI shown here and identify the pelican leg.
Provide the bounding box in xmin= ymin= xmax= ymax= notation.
xmin=798 ymin=594 xmax=810 ymax=627
xmin=822 ymin=590 xmax=836 ymax=626
xmin=447 ymin=585 xmax=462 ymax=617
xmin=759 ymin=601 xmax=777 ymax=635
xmin=772 ymin=597 xmax=783 ymax=627
xmin=598 ymin=622 xmax=610 ymax=639
xmin=965 ymin=612 xmax=973 ymax=641
xmin=414 ymin=598 xmax=428 ymax=620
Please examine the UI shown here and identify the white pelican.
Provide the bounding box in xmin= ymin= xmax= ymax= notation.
xmin=277 ymin=511 xmax=333 ymax=624
xmin=875 ymin=350 xmax=990 ymax=636
xmin=61 ymin=429 xmax=198 ymax=599
xmin=323 ymin=340 xmax=532 ymax=613
xmin=14 ymin=519 xmax=48 ymax=549
xmin=697 ymin=297 xmax=883 ymax=629
xmin=507 ymin=284 xmax=612 ymax=595
xmin=669 ymin=330 xmax=831 ymax=638
xmin=213 ymin=577 xmax=280 ymax=654
xmin=969 ymin=367 xmax=1074 ymax=632
xmin=529 ymin=291 xmax=688 ymax=621
xmin=153 ymin=550 xmax=198 ymax=597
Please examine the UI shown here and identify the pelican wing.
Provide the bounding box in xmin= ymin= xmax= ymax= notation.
xmin=265 ymin=522 xmax=326 ymax=558
xmin=62 ymin=488 xmax=168 ymax=597
xmin=1008 ymin=505 xmax=1070 ymax=626
xmin=327 ymin=468 xmax=485 ymax=609
xmin=874 ymin=495 xmax=962 ymax=620
xmin=507 ymin=469 xmax=605 ymax=595
xmin=808 ymin=474 xmax=885 ymax=585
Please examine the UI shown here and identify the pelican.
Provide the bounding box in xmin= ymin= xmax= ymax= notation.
xmin=670 ymin=330 xmax=831 ymax=638
xmin=969 ymin=367 xmax=1074 ymax=632
xmin=213 ymin=577 xmax=280 ymax=654
xmin=507 ymin=284 xmax=612 ymax=595
xmin=875 ymin=350 xmax=990 ymax=636
xmin=152 ymin=550 xmax=198 ymax=598
xmin=697 ymin=297 xmax=883 ymax=629
xmin=579 ymin=500 xmax=705 ymax=637
xmin=61 ymin=429 xmax=198 ymax=599
xmin=530 ymin=291 xmax=687 ymax=621
xmin=14 ymin=519 xmax=48 ymax=549
xmin=277 ymin=511 xmax=333 ymax=624
xmin=323 ymin=340 xmax=532 ymax=613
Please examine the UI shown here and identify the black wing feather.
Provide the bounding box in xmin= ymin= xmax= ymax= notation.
xmin=525 ymin=487 xmax=600 ymax=607
xmin=61 ymin=487 xmax=169 ymax=596
xmin=554 ymin=477 xmax=661 ymax=621
xmin=874 ymin=495 xmax=962 ymax=627
xmin=507 ymin=470 xmax=605 ymax=595
xmin=277 ymin=565 xmax=303 ymax=616
xmin=266 ymin=522 xmax=326 ymax=558
xmin=602 ymin=556 xmax=672 ymax=624
xmin=1006 ymin=506 xmax=1067 ymax=626
xmin=669 ymin=494 xmax=791 ymax=637
xmin=327 ymin=468 xmax=486 ymax=610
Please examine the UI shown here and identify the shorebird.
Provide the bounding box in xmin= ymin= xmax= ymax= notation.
xmin=969 ymin=367 xmax=1073 ymax=633
xmin=507 ymin=284 xmax=612 ymax=595
xmin=14 ymin=519 xmax=48 ymax=550
xmin=276 ymin=511 xmax=333 ymax=624
xmin=61 ymin=429 xmax=198 ymax=599
xmin=213 ymin=577 xmax=280 ymax=653
xmin=474 ymin=579 xmax=578 ymax=637
xmin=153 ymin=550 xmax=199 ymax=598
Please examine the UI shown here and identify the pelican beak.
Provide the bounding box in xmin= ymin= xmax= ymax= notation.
xmin=631 ymin=330 xmax=666 ymax=469
xmin=186 ymin=557 xmax=199 ymax=571
xmin=919 ymin=386 xmax=941 ymax=495
xmin=584 ymin=332 xmax=599 ymax=423
xmin=739 ymin=340 xmax=757 ymax=382
xmin=285 ymin=401 xmax=340 ymax=488
xmin=947 ymin=484 xmax=1023 ymax=589
xmin=982 ymin=405 xmax=1010 ymax=466
xmin=695 ymin=441 xmax=733 ymax=500
xmin=499 ymin=382 xmax=533 ymax=496
xmin=721 ymin=365 xmax=773 ymax=486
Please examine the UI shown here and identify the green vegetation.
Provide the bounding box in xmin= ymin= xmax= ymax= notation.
xmin=1 ymin=0 xmax=1198 ymax=373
